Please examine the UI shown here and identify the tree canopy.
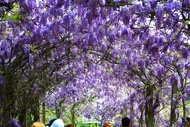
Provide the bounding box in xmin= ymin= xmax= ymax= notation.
xmin=0 ymin=0 xmax=190 ymax=127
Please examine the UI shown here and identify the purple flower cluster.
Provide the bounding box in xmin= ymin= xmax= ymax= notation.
xmin=0 ymin=0 xmax=190 ymax=126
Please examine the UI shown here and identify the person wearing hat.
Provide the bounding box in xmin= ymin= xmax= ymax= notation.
xmin=50 ymin=119 xmax=64 ymax=127
xmin=46 ymin=118 xmax=57 ymax=127
xmin=31 ymin=122 xmax=45 ymax=127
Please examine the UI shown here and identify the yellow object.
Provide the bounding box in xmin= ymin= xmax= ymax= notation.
xmin=31 ymin=122 xmax=45 ymax=127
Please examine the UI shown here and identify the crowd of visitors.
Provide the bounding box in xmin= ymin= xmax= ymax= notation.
xmin=7 ymin=116 xmax=190 ymax=127
xmin=4 ymin=116 xmax=132 ymax=127
xmin=103 ymin=117 xmax=131 ymax=127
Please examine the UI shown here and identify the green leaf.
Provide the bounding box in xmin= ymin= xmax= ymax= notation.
xmin=30 ymin=46 xmax=38 ymax=54
xmin=2 ymin=12 xmax=9 ymax=21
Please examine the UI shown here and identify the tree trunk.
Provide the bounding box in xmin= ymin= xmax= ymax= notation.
xmin=55 ymin=106 xmax=60 ymax=118
xmin=42 ymin=101 xmax=46 ymax=124
xmin=2 ymin=74 xmax=16 ymax=126
xmin=169 ymin=82 xmax=178 ymax=127
xmin=139 ymin=108 xmax=144 ymax=127
xmin=71 ymin=104 xmax=75 ymax=125
xmin=121 ymin=106 xmax=127 ymax=117
xmin=33 ymin=101 xmax=40 ymax=122
xmin=145 ymin=85 xmax=154 ymax=127
xmin=182 ymin=98 xmax=186 ymax=118
xmin=2 ymin=109 xmax=11 ymax=126
xmin=130 ymin=98 xmax=134 ymax=124
xmin=19 ymin=108 xmax=27 ymax=127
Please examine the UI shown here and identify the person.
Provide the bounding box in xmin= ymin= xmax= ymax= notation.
xmin=46 ymin=118 xmax=57 ymax=127
xmin=31 ymin=122 xmax=45 ymax=127
xmin=121 ymin=117 xmax=132 ymax=127
xmin=182 ymin=117 xmax=190 ymax=127
xmin=50 ymin=119 xmax=64 ymax=127
xmin=103 ymin=121 xmax=111 ymax=127
xmin=186 ymin=117 xmax=190 ymax=127
xmin=64 ymin=124 xmax=74 ymax=127
xmin=5 ymin=119 xmax=20 ymax=127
